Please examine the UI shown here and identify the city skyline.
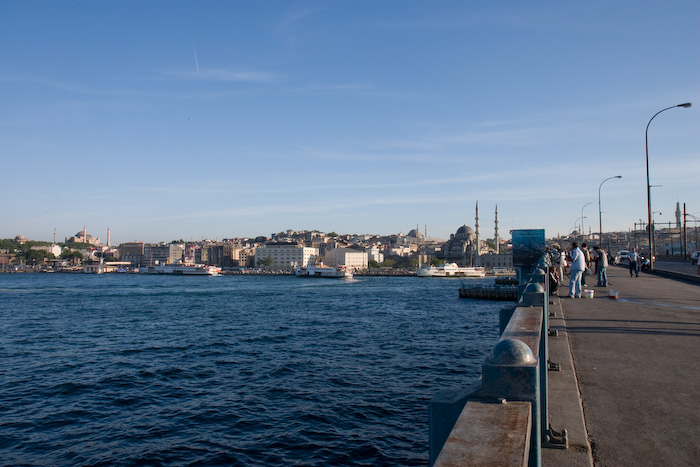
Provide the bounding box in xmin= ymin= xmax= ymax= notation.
xmin=2 ymin=1 xmax=698 ymax=245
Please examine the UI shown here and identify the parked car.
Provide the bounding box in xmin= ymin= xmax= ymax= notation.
xmin=615 ymin=249 xmax=630 ymax=265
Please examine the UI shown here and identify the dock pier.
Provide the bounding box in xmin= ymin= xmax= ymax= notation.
xmin=430 ymin=258 xmax=700 ymax=466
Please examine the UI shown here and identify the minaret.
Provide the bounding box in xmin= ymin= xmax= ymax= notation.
xmin=54 ymin=228 xmax=57 ymax=245
xmin=494 ymin=205 xmax=500 ymax=255
xmin=107 ymin=228 xmax=111 ymax=247
xmin=475 ymin=201 xmax=481 ymax=260
xmin=675 ymin=202 xmax=681 ymax=228
xmin=83 ymin=225 xmax=87 ymax=243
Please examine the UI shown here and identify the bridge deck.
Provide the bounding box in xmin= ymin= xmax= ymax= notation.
xmin=544 ymin=261 xmax=700 ymax=466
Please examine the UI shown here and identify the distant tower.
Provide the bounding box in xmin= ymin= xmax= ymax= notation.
xmin=494 ymin=205 xmax=500 ymax=255
xmin=475 ymin=201 xmax=481 ymax=259
xmin=675 ymin=202 xmax=681 ymax=228
xmin=53 ymin=228 xmax=57 ymax=245
xmin=107 ymin=228 xmax=111 ymax=247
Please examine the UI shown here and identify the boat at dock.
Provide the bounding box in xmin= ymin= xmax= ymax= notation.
xmin=295 ymin=264 xmax=353 ymax=278
xmin=139 ymin=263 xmax=221 ymax=276
xmin=416 ymin=263 xmax=486 ymax=277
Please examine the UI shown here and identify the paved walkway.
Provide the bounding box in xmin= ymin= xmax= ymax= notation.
xmin=545 ymin=264 xmax=700 ymax=466
xmin=653 ymin=258 xmax=699 ymax=276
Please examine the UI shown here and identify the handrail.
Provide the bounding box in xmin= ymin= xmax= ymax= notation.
xmin=430 ymin=253 xmax=560 ymax=466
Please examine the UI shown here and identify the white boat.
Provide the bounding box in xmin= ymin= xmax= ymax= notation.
xmin=139 ymin=263 xmax=221 ymax=276
xmin=295 ymin=264 xmax=353 ymax=278
xmin=491 ymin=267 xmax=516 ymax=276
xmin=416 ymin=263 xmax=486 ymax=277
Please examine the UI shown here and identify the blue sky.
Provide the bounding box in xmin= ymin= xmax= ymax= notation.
xmin=2 ymin=1 xmax=698 ymax=245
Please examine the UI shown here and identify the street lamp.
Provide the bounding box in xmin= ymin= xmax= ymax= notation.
xmin=581 ymin=202 xmax=593 ymax=241
xmin=598 ymin=175 xmax=622 ymax=245
xmin=645 ymin=102 xmax=692 ymax=271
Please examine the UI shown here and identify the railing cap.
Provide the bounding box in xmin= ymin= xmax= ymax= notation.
xmin=523 ymin=282 xmax=544 ymax=294
xmin=486 ymin=338 xmax=536 ymax=366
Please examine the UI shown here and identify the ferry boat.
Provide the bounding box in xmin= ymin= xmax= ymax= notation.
xmin=295 ymin=264 xmax=353 ymax=279
xmin=416 ymin=263 xmax=486 ymax=277
xmin=139 ymin=263 xmax=222 ymax=276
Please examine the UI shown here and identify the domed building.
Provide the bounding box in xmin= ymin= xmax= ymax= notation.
xmin=65 ymin=227 xmax=101 ymax=246
xmin=405 ymin=227 xmax=424 ymax=244
xmin=440 ymin=223 xmax=478 ymax=266
xmin=437 ymin=202 xmax=512 ymax=269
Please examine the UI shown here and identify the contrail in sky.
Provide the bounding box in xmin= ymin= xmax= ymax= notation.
xmin=192 ymin=41 xmax=200 ymax=74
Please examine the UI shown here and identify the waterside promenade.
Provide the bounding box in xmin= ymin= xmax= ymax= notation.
xmin=545 ymin=262 xmax=700 ymax=466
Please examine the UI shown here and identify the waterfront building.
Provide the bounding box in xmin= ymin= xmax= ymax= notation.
xmin=325 ymin=247 xmax=368 ymax=270
xmin=477 ymin=252 xmax=514 ymax=270
xmin=201 ymin=242 xmax=249 ymax=268
xmin=238 ymin=248 xmax=255 ymax=268
xmin=0 ymin=249 xmax=14 ymax=267
xmin=30 ymin=244 xmax=62 ymax=257
xmin=254 ymin=242 xmax=318 ymax=270
xmin=143 ymin=243 xmax=184 ymax=266
xmin=118 ymin=242 xmax=144 ymax=266
xmin=366 ymin=246 xmax=384 ymax=265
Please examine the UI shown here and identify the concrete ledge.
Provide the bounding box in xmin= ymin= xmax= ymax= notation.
xmin=501 ymin=306 xmax=543 ymax=355
xmin=429 ymin=382 xmax=483 ymax=464
xmin=434 ymin=400 xmax=531 ymax=467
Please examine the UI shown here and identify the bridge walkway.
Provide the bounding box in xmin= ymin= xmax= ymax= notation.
xmin=544 ymin=263 xmax=700 ymax=466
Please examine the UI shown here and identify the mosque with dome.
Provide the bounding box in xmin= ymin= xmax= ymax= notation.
xmin=436 ymin=202 xmax=512 ymax=269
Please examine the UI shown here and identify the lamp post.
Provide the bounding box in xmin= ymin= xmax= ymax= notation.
xmin=598 ymin=176 xmax=622 ymax=246
xmin=581 ymin=202 xmax=593 ymax=242
xmin=646 ymin=102 xmax=692 ymax=271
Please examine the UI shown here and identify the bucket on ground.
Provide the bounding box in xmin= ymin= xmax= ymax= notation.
xmin=608 ymin=290 xmax=619 ymax=299
xmin=583 ymin=289 xmax=594 ymax=298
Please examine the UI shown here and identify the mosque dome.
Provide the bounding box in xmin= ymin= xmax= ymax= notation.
xmin=407 ymin=228 xmax=424 ymax=239
xmin=455 ymin=225 xmax=475 ymax=240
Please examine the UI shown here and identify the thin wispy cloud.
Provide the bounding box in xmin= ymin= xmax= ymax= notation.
xmin=289 ymin=82 xmax=371 ymax=94
xmin=160 ymin=67 xmax=279 ymax=83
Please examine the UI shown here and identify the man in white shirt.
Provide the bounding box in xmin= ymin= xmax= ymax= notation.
xmin=568 ymin=242 xmax=586 ymax=298
xmin=593 ymin=246 xmax=608 ymax=287
xmin=629 ymin=247 xmax=640 ymax=277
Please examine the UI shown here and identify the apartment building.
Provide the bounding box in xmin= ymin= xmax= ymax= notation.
xmin=254 ymin=242 xmax=318 ymax=270
xmin=143 ymin=244 xmax=184 ymax=266
xmin=118 ymin=242 xmax=144 ymax=266
xmin=476 ymin=252 xmax=513 ymax=269
xmin=325 ymin=247 xmax=368 ymax=270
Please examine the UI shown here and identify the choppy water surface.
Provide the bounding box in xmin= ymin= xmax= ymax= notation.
xmin=0 ymin=274 xmax=501 ymax=466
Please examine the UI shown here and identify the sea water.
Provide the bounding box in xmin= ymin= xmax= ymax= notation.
xmin=0 ymin=274 xmax=502 ymax=466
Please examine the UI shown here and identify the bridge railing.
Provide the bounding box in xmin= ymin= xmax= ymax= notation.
xmin=429 ymin=254 xmax=566 ymax=466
